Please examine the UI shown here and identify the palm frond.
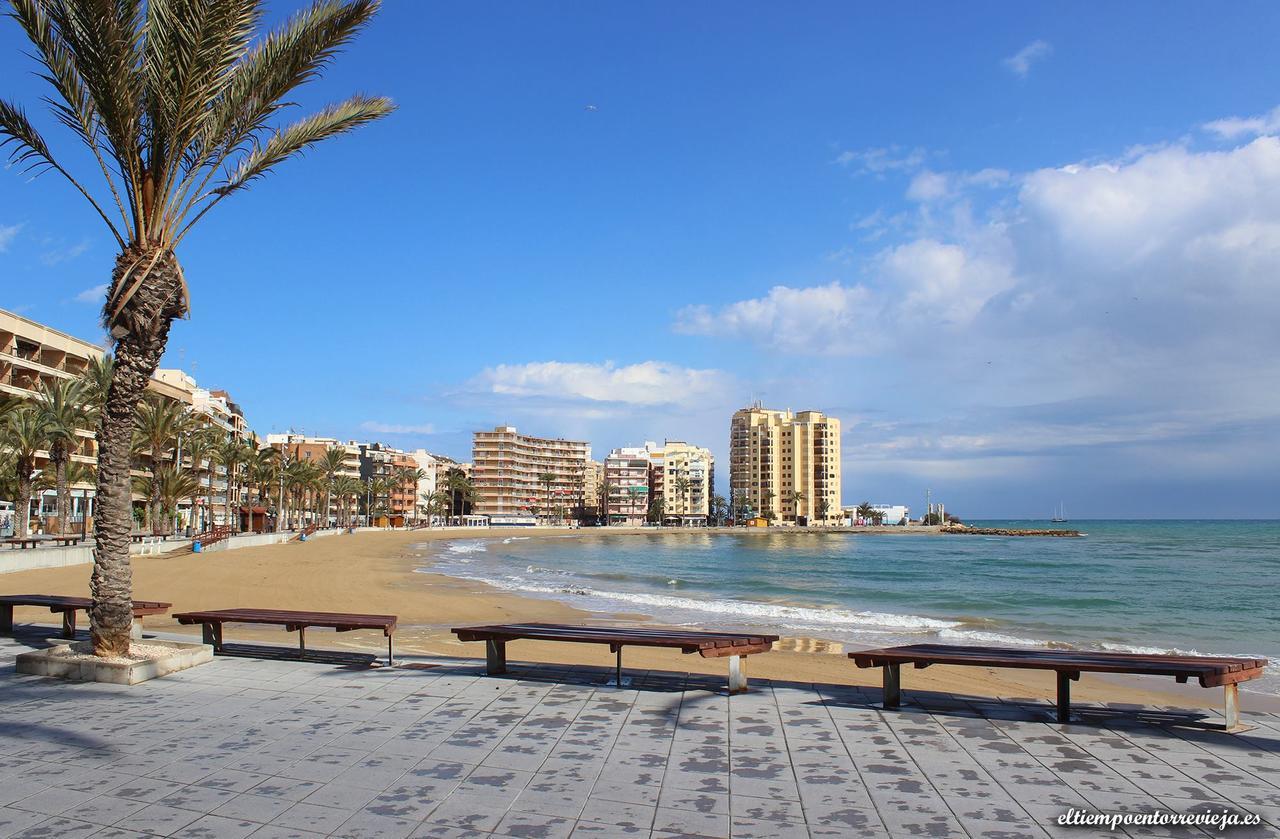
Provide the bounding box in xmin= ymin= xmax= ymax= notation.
xmin=0 ymin=97 xmax=125 ymax=245
xmin=175 ymin=92 xmax=391 ymax=242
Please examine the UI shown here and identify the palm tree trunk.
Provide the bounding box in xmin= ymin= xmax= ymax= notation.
xmin=225 ymin=466 xmax=234 ymax=532
xmin=91 ymin=247 xmax=184 ymax=657
xmin=15 ymin=474 xmax=32 ymax=539
xmin=54 ymin=452 xmax=70 ymax=536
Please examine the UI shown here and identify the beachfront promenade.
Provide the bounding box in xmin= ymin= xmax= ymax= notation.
xmin=1 ymin=631 xmax=1276 ymax=839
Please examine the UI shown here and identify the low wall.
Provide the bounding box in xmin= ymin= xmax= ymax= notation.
xmin=0 ymin=528 xmax=347 ymax=573
xmin=198 ymin=527 xmax=342 ymax=554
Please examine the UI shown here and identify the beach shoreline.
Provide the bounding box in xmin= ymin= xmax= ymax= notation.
xmin=2 ymin=527 xmax=1275 ymax=713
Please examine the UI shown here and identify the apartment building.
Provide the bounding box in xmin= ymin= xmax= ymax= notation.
xmin=356 ymin=443 xmax=419 ymax=526
xmin=604 ymin=446 xmax=652 ymax=526
xmin=472 ymin=426 xmax=589 ymax=525
xmin=729 ymin=406 xmax=842 ymax=525
xmin=1 ymin=308 xmax=243 ymax=533
xmin=648 ymin=440 xmax=715 ymax=526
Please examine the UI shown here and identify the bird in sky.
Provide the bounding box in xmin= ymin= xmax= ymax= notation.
xmin=584 ymin=104 xmax=598 ymax=112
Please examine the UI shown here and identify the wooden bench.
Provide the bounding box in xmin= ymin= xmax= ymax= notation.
xmin=0 ymin=595 xmax=171 ymax=640
xmin=173 ymin=608 xmax=397 ymax=665
xmin=453 ymin=623 xmax=779 ymax=693
xmin=850 ymin=644 xmax=1268 ymax=730
xmin=52 ymin=536 xmax=82 ymax=547
xmin=3 ymin=537 xmax=40 ymax=549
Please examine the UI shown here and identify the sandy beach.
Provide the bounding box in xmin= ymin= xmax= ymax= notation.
xmin=2 ymin=528 xmax=1270 ymax=712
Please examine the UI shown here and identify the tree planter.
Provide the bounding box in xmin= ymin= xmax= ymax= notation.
xmin=16 ymin=639 xmax=213 ymax=685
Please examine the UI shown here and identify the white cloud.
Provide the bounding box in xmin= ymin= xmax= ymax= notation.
xmin=0 ymin=223 xmax=20 ymax=251
xmin=40 ymin=238 xmax=90 ymax=266
xmin=906 ymin=170 xmax=950 ymax=202
xmin=1203 ymin=105 xmax=1280 ymax=140
xmin=675 ymin=282 xmax=880 ymax=355
xmin=835 ymin=146 xmax=928 ymax=175
xmin=1002 ymin=39 xmax=1052 ymax=78
xmin=360 ymin=421 xmax=436 ymax=435
xmin=472 ymin=361 xmax=729 ymax=406
xmin=74 ymin=283 xmax=109 ymax=304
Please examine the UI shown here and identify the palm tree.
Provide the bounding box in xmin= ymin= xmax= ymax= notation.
xmin=320 ymin=446 xmax=347 ymax=527
xmin=132 ymin=397 xmax=190 ymax=532
xmin=815 ymin=498 xmax=832 ymax=523
xmin=331 ymin=474 xmax=362 ymax=527
xmin=445 ymin=468 xmax=473 ymax=524
xmin=65 ymin=459 xmax=96 ymax=537
xmin=214 ymin=438 xmax=248 ymax=531
xmin=80 ymin=354 xmax=115 ymax=413
xmin=856 ymin=501 xmax=875 ymax=526
xmin=1 ymin=0 xmax=393 ymax=655
xmin=36 ymin=378 xmax=91 ymax=534
xmin=787 ymin=489 xmax=805 ymax=523
xmin=133 ymin=464 xmax=199 ymax=535
xmin=2 ymin=406 xmax=51 ymax=538
xmin=537 ymin=471 xmax=556 ymax=525
xmin=249 ymin=448 xmax=279 ymax=529
xmin=396 ymin=466 xmax=426 ymax=526
xmin=673 ymin=477 xmax=691 ymax=522
xmin=710 ymin=493 xmax=727 ymax=527
xmin=180 ymin=427 xmax=217 ymax=532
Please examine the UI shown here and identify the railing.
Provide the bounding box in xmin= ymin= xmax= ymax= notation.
xmin=199 ymin=525 xmax=234 ymax=548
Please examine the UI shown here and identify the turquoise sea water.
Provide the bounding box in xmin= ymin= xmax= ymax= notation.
xmin=421 ymin=520 xmax=1280 ymax=693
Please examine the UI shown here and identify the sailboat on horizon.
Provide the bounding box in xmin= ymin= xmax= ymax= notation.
xmin=1051 ymin=502 xmax=1067 ymax=523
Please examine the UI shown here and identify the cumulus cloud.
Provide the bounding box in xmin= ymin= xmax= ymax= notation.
xmin=472 ymin=361 xmax=729 ymax=406
xmin=0 ymin=223 xmax=20 ymax=251
xmin=1002 ymin=39 xmax=1052 ymax=78
xmin=360 ymin=421 xmax=436 ymax=435
xmin=74 ymin=283 xmax=109 ymax=304
xmin=1202 ymin=105 xmax=1280 ymax=140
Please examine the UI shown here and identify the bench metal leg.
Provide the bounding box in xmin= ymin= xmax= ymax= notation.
xmin=615 ymin=646 xmax=623 ymax=688
xmin=1224 ymin=684 xmax=1241 ymax=730
xmin=0 ymin=604 xmax=11 ymax=633
xmin=486 ymin=639 xmax=507 ymax=675
xmin=61 ymin=610 xmax=76 ymax=640
xmin=202 ymin=622 xmax=223 ymax=652
xmin=728 ymin=655 xmax=747 ymax=694
xmin=883 ymin=663 xmax=901 ymax=708
xmin=298 ymin=626 xmax=306 ymax=658
xmin=387 ymin=634 xmax=394 ymax=667
xmin=1056 ymin=671 xmax=1074 ymax=723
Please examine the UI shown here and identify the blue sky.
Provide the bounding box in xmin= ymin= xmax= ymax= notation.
xmin=3 ymin=3 xmax=1279 ymax=518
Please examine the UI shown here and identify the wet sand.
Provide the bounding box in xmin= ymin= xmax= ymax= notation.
xmin=2 ymin=528 xmax=1271 ymax=712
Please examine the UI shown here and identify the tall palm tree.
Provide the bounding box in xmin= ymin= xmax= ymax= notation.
xmin=36 ymin=378 xmax=92 ymax=534
xmin=445 ymin=469 xmax=473 ymax=524
xmin=332 ymin=474 xmax=362 ymax=527
xmin=132 ymin=397 xmax=189 ymax=532
xmin=673 ymin=477 xmax=691 ymax=521
xmin=320 ymin=446 xmax=347 ymax=527
xmin=711 ymin=493 xmax=727 ymax=527
xmin=396 ymin=466 xmax=426 ymax=525
xmin=214 ymin=438 xmax=247 ymax=531
xmin=133 ymin=464 xmax=199 ymax=535
xmin=2 ymin=406 xmax=51 ymax=538
xmin=65 ymin=459 xmax=96 ymax=537
xmin=788 ymin=489 xmax=805 ymax=523
xmin=1 ymin=0 xmax=393 ymax=655
xmin=537 ymin=471 xmax=556 ymax=525
xmin=180 ymin=426 xmax=217 ymax=532
xmin=856 ymin=501 xmax=875 ymax=525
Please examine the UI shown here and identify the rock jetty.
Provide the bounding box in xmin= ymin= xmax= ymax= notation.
xmin=942 ymin=526 xmax=1083 ymax=537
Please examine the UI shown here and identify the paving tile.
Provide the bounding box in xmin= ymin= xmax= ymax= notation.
xmin=8 ymin=816 xmax=100 ymax=838
xmin=170 ymin=814 xmax=261 ymax=839
xmin=330 ymin=810 xmax=420 ymax=839
xmin=270 ymin=802 xmax=355 ymax=834
xmin=210 ymin=794 xmax=295 ymax=825
xmin=115 ymin=803 xmax=204 ymax=836
xmin=0 ymin=808 xmax=47 ymax=839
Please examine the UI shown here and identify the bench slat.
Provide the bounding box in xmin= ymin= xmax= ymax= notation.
xmin=453 ymin=622 xmax=777 ymax=652
xmin=849 ymin=644 xmax=1266 ymax=680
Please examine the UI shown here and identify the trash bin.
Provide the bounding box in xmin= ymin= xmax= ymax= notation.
xmin=192 ymin=540 xmax=202 ymax=553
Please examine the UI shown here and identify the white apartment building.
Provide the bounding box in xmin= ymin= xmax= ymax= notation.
xmin=604 ymin=446 xmax=652 ymax=526
xmin=647 ymin=440 xmax=714 ymax=526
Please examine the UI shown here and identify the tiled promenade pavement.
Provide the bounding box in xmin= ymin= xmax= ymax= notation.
xmin=0 ymin=632 xmax=1278 ymax=839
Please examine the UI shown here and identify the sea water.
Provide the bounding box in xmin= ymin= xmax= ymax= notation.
xmin=420 ymin=520 xmax=1280 ymax=693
